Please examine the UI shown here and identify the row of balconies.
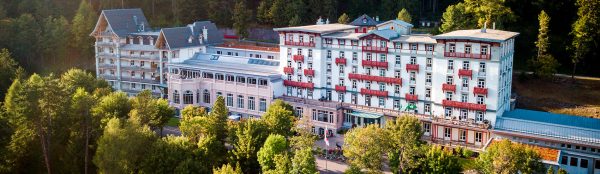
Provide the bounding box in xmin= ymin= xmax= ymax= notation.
xmin=285 ymin=41 xmax=315 ymax=47
xmin=283 ymin=80 xmax=314 ymax=89
xmin=442 ymin=84 xmax=488 ymax=96
xmin=283 ymin=67 xmax=315 ymax=77
xmin=362 ymin=46 xmax=388 ymax=53
xmin=348 ymin=73 xmax=402 ymax=85
xmin=442 ymin=100 xmax=487 ymax=111
xmin=444 ymin=52 xmax=490 ymax=60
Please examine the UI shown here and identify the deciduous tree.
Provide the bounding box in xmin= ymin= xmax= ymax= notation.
xmin=344 ymin=124 xmax=389 ymax=173
xmin=338 ymin=13 xmax=349 ymax=24
xmin=214 ymin=163 xmax=242 ymax=174
xmin=397 ymin=8 xmax=412 ymax=23
xmin=570 ymin=0 xmax=599 ymax=78
xmin=232 ymin=0 xmax=252 ymax=38
xmin=71 ymin=0 xmax=97 ymax=59
xmin=262 ymin=100 xmax=295 ymax=137
xmin=258 ymin=134 xmax=288 ymax=171
xmin=291 ymin=147 xmax=318 ymax=174
xmin=229 ymin=119 xmax=269 ymax=174
xmin=476 ymin=139 xmax=544 ymax=174
xmin=422 ymin=145 xmax=461 ymax=174
xmin=440 ymin=3 xmax=475 ymax=33
xmin=0 ymin=49 xmax=24 ymax=100
xmin=386 ymin=116 xmax=423 ymax=173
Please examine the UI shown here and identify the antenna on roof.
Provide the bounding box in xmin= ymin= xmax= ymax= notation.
xmin=326 ymin=18 xmax=330 ymax=24
xmin=493 ymin=22 xmax=496 ymax=30
xmin=481 ymin=22 xmax=487 ymax=33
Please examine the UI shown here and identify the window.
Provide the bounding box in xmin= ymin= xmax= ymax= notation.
xmin=378 ymin=97 xmax=385 ymax=107
xmin=425 ymin=88 xmax=431 ymax=98
xmin=259 ymin=79 xmax=268 ymax=86
xmin=236 ymin=76 xmax=246 ymax=83
xmin=173 ymin=90 xmax=180 ymax=104
xmin=351 ymin=93 xmax=358 ymax=104
xmin=481 ymin=46 xmax=488 ymax=55
xmin=475 ymin=132 xmax=482 ymax=142
xmin=309 ymin=36 xmax=314 ymax=43
xmin=461 ymin=94 xmax=468 ymax=102
xmin=338 ymin=39 xmax=345 ymax=45
xmin=248 ymin=97 xmax=255 ymax=110
xmin=327 ymin=50 xmax=331 ymax=58
xmin=226 ymin=75 xmax=235 ymax=82
xmin=379 ymin=54 xmax=386 ymax=62
xmin=175 ymin=90 xmax=190 ymax=104
xmin=479 ymin=62 xmax=486 ymax=72
xmin=410 ymin=43 xmax=417 ymax=50
xmin=426 ymin=73 xmax=432 ymax=83
xmin=409 ymin=87 xmax=415 ymax=95
xmin=379 ymin=69 xmax=386 ymax=77
xmin=561 ymin=156 xmax=568 ymax=165
xmin=449 ymin=44 xmax=456 ymax=52
xmin=477 ymin=95 xmax=484 ymax=104
xmin=478 ymin=79 xmax=486 ymax=88
xmin=352 ymin=80 xmax=357 ymax=89
xmin=446 ymin=92 xmax=453 ymax=100
xmin=394 ymin=85 xmax=400 ymax=94
xmin=287 ymin=48 xmax=292 ymax=55
xmin=570 ymin=157 xmax=578 ymax=166
xmin=351 ymin=40 xmax=358 ymax=46
xmin=476 ymin=111 xmax=484 ymax=122
xmin=237 ymin=95 xmax=244 ymax=108
xmin=365 ymin=82 xmax=371 ymax=90
xmin=307 ymin=89 xmax=313 ymax=98
xmin=460 ymin=109 xmax=467 ymax=120
xmin=248 ymin=78 xmax=257 ymax=85
xmin=444 ymin=128 xmax=451 ymax=138
xmin=426 ymin=44 xmax=433 ymax=51
xmin=339 ymin=65 xmax=345 ymax=74
xmin=410 ymin=72 xmax=416 ymax=82
xmin=465 ymin=45 xmax=471 ymax=54
xmin=338 ymin=92 xmax=345 ymax=102
xmin=395 ymin=55 xmax=401 ymax=65
xmin=216 ymin=74 xmax=224 ymax=81
xmin=352 ymin=66 xmax=357 ymax=73
xmin=462 ymin=77 xmax=469 ymax=88
xmin=459 ymin=130 xmax=466 ymax=141
xmin=423 ymin=123 xmax=431 ymax=133
xmin=595 ymin=160 xmax=600 ymax=169
xmin=203 ymin=90 xmax=210 ymax=103
xmin=448 ymin=60 xmax=454 ymax=70
xmin=445 ymin=107 xmax=452 ymax=117
xmin=463 ymin=61 xmax=470 ymax=70
xmin=410 ymin=57 xmax=416 ymax=64
xmin=424 ymin=103 xmax=431 ymax=113
xmin=426 ymin=58 xmax=432 ymax=68
xmin=259 ymin=98 xmax=267 ymax=112
xmin=581 ymin=159 xmax=588 ymax=168
xmin=393 ymin=99 xmax=400 ymax=110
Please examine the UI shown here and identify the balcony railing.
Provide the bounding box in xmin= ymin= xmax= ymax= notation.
xmin=473 ymin=87 xmax=488 ymax=96
xmin=360 ymin=88 xmax=388 ymax=97
xmin=335 ymin=85 xmax=347 ymax=92
xmin=442 ymin=84 xmax=456 ymax=92
xmin=348 ymin=73 xmax=402 ymax=85
xmin=458 ymin=69 xmax=472 ymax=78
xmin=283 ymin=80 xmax=314 ymax=89
xmin=444 ymin=52 xmax=490 ymax=60
xmin=285 ymin=41 xmax=315 ymax=47
xmin=293 ymin=55 xmax=304 ymax=62
xmin=406 ymin=64 xmax=420 ymax=72
xmin=362 ymin=46 xmax=388 ymax=53
xmin=362 ymin=60 xmax=388 ymax=68
xmin=283 ymin=67 xmax=294 ymax=74
xmin=405 ymin=94 xmax=418 ymax=101
xmin=303 ymin=69 xmax=315 ymax=76
xmin=442 ymin=100 xmax=486 ymax=111
xmin=335 ymin=57 xmax=347 ymax=65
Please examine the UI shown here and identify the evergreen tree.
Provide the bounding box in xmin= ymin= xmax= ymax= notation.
xmin=463 ymin=0 xmax=515 ymax=28
xmin=71 ymin=0 xmax=97 ymax=60
xmin=40 ymin=16 xmax=69 ymax=69
xmin=570 ymin=0 xmax=599 ymax=78
xmin=0 ymin=49 xmax=24 ymax=100
xmin=286 ymin=0 xmax=307 ymax=24
xmin=229 ymin=119 xmax=269 ymax=174
xmin=92 ymin=91 xmax=132 ymax=123
xmin=269 ymin=0 xmax=287 ymax=26
xmin=209 ymin=96 xmax=228 ymax=141
xmin=257 ymin=0 xmax=273 ymax=24
xmin=65 ymin=88 xmax=97 ymax=174
xmin=214 ymin=163 xmax=242 ymax=174
xmin=397 ymin=8 xmax=412 ymax=23
xmin=532 ymin=10 xmax=559 ymax=77
xmin=289 ymin=14 xmax=302 ymax=26
xmin=338 ymin=13 xmax=350 ymax=24
xmin=440 ymin=3 xmax=475 ymax=33
xmin=232 ymin=0 xmax=252 ymax=38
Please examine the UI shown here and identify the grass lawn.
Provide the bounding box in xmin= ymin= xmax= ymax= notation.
xmin=458 ymin=157 xmax=478 ymax=171
xmin=166 ymin=117 xmax=180 ymax=127
xmin=513 ymin=74 xmax=600 ymax=118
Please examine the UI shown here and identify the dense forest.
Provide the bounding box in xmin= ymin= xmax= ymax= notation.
xmin=0 ymin=0 xmax=598 ymax=77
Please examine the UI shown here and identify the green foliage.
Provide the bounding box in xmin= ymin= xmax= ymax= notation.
xmin=140 ymin=136 xmax=206 ymax=173
xmin=262 ymin=99 xmax=295 ymax=137
xmin=210 ymin=96 xmax=229 ymax=141
xmin=60 ymin=68 xmax=104 ymax=94
xmin=269 ymin=0 xmax=287 ymax=26
xmin=385 ymin=116 xmax=423 ymax=173
xmin=476 ymin=139 xmax=545 ymax=174
xmin=557 ymin=168 xmax=567 ymax=174
xmin=291 ymin=147 xmax=318 ymax=174
xmin=264 ymin=153 xmax=292 ymax=174
xmin=531 ymin=10 xmax=559 ymax=77
xmin=422 ymin=145 xmax=461 ymax=174
xmin=289 ymin=15 xmax=302 ymax=26
xmin=344 ymin=124 xmax=389 ymax=173
xmin=570 ymin=0 xmax=599 ymax=75
xmin=64 ymin=88 xmax=98 ymax=173
xmin=207 ymin=0 xmax=234 ymax=27
xmin=233 ymin=0 xmax=252 ymax=38
xmin=40 ymin=16 xmax=69 ymax=66
xmin=93 ymin=118 xmax=156 ymax=173
xmin=0 ymin=49 xmax=23 ymax=100
xmin=463 ymin=0 xmax=515 ymax=28
xmin=257 ymin=0 xmax=273 ymax=24
xmin=214 ymin=163 xmax=243 ymax=174
xmin=181 ymin=105 xmax=207 ymax=121
xmin=258 ymin=134 xmax=289 ymax=171
xmin=129 ymin=90 xmax=175 ymax=130
xmin=397 ymin=8 xmax=412 ymax=23
xmin=440 ymin=3 xmax=476 ymax=33
xmin=229 ymin=119 xmax=269 ymax=174
xmin=71 ymin=0 xmax=96 ymax=59
xmin=92 ymin=91 xmax=131 ymax=123
xmin=338 ymin=13 xmax=350 ymax=24
xmin=547 ymin=166 xmax=554 ymax=174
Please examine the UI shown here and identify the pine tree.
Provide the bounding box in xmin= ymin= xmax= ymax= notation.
xmin=256 ymin=0 xmax=273 ymax=24
xmin=232 ymin=0 xmax=252 ymax=38
xmin=71 ymin=0 xmax=97 ymax=60
xmin=210 ymin=96 xmax=228 ymax=141
xmin=532 ymin=10 xmax=559 ymax=78
xmin=289 ymin=15 xmax=302 ymax=26
xmin=397 ymin=8 xmax=412 ymax=23
xmin=570 ymin=0 xmax=599 ymax=78
xmin=269 ymin=0 xmax=287 ymax=26
xmin=338 ymin=13 xmax=350 ymax=24
xmin=440 ymin=3 xmax=475 ymax=33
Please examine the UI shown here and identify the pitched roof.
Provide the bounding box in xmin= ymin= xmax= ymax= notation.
xmin=392 ymin=34 xmax=437 ymax=44
xmin=101 ymin=9 xmax=149 ymax=37
xmin=433 ymin=29 xmax=519 ymax=42
xmin=494 ymin=109 xmax=600 ymax=147
xmin=160 ymin=21 xmax=223 ymax=49
xmin=377 ymin=20 xmax=414 ymax=28
xmin=359 ymin=29 xmax=399 ymax=40
xmin=350 ymin=14 xmax=380 ymax=26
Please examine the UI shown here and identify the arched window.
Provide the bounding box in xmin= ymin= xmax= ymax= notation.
xmin=173 ymin=90 xmax=180 ymax=104
xmin=183 ymin=90 xmax=193 ymax=104
xmin=203 ymin=89 xmax=210 ymax=104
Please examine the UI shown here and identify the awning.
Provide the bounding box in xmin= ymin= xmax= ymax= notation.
xmin=349 ymin=111 xmax=383 ymax=119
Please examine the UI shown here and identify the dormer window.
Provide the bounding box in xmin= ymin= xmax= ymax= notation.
xmin=149 ymin=37 xmax=154 ymax=46
xmin=362 ymin=18 xmax=367 ymax=23
xmin=188 ymin=36 xmax=193 ymax=44
xmin=129 ymin=37 xmax=134 ymax=44
xmin=138 ymin=37 xmax=144 ymax=45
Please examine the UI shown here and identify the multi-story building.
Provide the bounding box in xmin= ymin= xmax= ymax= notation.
xmin=273 ymin=16 xmax=518 ymax=149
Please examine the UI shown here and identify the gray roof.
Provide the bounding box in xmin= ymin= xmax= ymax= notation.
xmin=322 ymin=32 xmax=363 ymax=40
xmin=350 ymin=14 xmax=380 ymax=26
xmin=377 ymin=20 xmax=414 ymax=28
xmin=101 ymin=9 xmax=149 ymax=37
xmin=273 ymin=24 xmax=358 ymax=34
xmin=359 ymin=29 xmax=399 ymax=40
xmin=494 ymin=109 xmax=600 ymax=147
xmin=160 ymin=21 xmax=223 ymax=49
xmin=392 ymin=35 xmax=437 ymax=44
xmin=170 ymin=53 xmax=281 ymax=78
xmin=433 ymin=29 xmax=519 ymax=42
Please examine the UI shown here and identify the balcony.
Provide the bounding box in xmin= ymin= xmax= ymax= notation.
xmin=348 ymin=73 xmax=402 ymax=85
xmin=293 ymin=55 xmax=304 ymax=62
xmin=473 ymin=87 xmax=488 ymax=96
xmin=303 ymin=69 xmax=315 ymax=76
xmin=285 ymin=41 xmax=315 ymax=47
xmin=283 ymin=80 xmax=314 ymax=89
xmin=442 ymin=84 xmax=456 ymax=92
xmin=406 ymin=64 xmax=419 ymax=72
xmin=360 ymin=88 xmax=388 ymax=97
xmin=283 ymin=67 xmax=294 ymax=74
xmin=335 ymin=57 xmax=347 ymax=65
xmin=335 ymin=85 xmax=347 ymax=92
xmin=444 ymin=52 xmax=490 ymax=60
xmin=362 ymin=46 xmax=388 ymax=53
xmin=405 ymin=94 xmax=418 ymax=101
xmin=458 ymin=69 xmax=472 ymax=78
xmin=362 ymin=60 xmax=388 ymax=68
xmin=442 ymin=100 xmax=486 ymax=111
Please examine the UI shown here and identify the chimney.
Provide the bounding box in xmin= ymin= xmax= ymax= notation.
xmin=481 ymin=22 xmax=487 ymax=33
xmin=375 ymin=16 xmax=379 ymax=22
xmin=202 ymin=26 xmax=208 ymax=42
xmin=493 ymin=22 xmax=496 ymax=30
xmin=326 ymin=18 xmax=330 ymax=24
